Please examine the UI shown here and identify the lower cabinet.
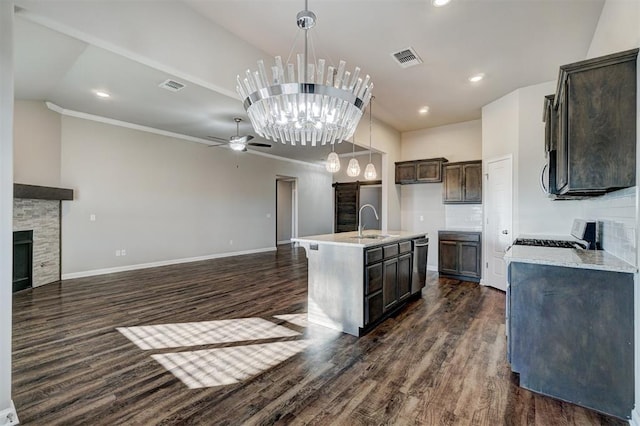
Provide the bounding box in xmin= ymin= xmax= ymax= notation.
xmin=438 ymin=231 xmax=481 ymax=282
xmin=508 ymin=261 xmax=633 ymax=419
xmin=364 ymin=238 xmax=422 ymax=328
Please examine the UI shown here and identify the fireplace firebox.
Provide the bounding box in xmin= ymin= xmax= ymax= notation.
xmin=13 ymin=230 xmax=33 ymax=293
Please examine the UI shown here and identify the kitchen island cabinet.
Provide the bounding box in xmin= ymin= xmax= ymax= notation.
xmin=293 ymin=230 xmax=426 ymax=336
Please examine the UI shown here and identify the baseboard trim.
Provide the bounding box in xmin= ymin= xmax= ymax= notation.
xmin=427 ymin=265 xmax=438 ymax=272
xmin=277 ymin=240 xmax=291 ymax=245
xmin=629 ymin=408 xmax=640 ymax=426
xmin=61 ymin=247 xmax=277 ymax=280
xmin=0 ymin=401 xmax=19 ymax=426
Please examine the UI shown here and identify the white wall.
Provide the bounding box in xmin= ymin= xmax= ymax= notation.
xmin=0 ymin=1 xmax=16 ymax=423
xmin=402 ymin=120 xmax=482 ymax=163
xmin=13 ymin=100 xmax=61 ymax=187
xmin=399 ymin=120 xmax=482 ymax=269
xmin=53 ymin=113 xmax=332 ymax=277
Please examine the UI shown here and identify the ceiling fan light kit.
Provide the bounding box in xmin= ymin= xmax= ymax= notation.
xmin=207 ymin=117 xmax=271 ymax=152
xmin=236 ymin=0 xmax=373 ymax=147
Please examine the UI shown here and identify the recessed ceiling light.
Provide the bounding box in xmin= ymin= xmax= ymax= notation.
xmin=95 ymin=91 xmax=111 ymax=98
xmin=419 ymin=106 xmax=430 ymax=115
xmin=432 ymin=0 xmax=451 ymax=7
xmin=468 ymin=74 xmax=485 ymax=83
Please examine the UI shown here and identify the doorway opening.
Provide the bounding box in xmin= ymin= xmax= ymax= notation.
xmin=276 ymin=177 xmax=298 ymax=246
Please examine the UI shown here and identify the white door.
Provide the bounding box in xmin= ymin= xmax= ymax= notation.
xmin=483 ymin=156 xmax=513 ymax=291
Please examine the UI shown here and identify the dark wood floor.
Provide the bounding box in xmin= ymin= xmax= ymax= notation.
xmin=12 ymin=244 xmax=625 ymax=425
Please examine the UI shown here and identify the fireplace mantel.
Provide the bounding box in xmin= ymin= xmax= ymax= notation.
xmin=14 ymin=183 xmax=73 ymax=201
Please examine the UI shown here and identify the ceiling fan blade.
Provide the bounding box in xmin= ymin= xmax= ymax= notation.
xmin=206 ymin=135 xmax=228 ymax=143
xmin=247 ymin=142 xmax=272 ymax=148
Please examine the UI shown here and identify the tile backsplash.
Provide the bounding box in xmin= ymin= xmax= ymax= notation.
xmin=584 ymin=187 xmax=636 ymax=267
xmin=445 ymin=204 xmax=483 ymax=230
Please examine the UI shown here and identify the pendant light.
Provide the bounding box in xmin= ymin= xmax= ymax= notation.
xmin=346 ymin=136 xmax=361 ymax=177
xmin=325 ymin=144 xmax=340 ymax=173
xmin=364 ymin=98 xmax=377 ymax=180
xmin=236 ymin=0 xmax=374 ymax=147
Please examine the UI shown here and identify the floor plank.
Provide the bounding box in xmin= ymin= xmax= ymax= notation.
xmin=12 ymin=244 xmax=626 ymax=425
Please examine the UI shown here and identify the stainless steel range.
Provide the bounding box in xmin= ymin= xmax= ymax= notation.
xmin=512 ymin=219 xmax=598 ymax=250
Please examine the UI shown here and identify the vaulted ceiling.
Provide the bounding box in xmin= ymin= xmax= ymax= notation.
xmin=13 ymin=0 xmax=605 ymax=163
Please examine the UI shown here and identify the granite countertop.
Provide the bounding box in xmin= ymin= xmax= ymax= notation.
xmin=504 ymin=245 xmax=636 ymax=273
xmin=292 ymin=230 xmax=427 ymax=248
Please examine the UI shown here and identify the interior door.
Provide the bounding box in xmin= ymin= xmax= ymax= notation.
xmin=484 ymin=156 xmax=513 ymax=291
xmin=334 ymin=182 xmax=360 ymax=233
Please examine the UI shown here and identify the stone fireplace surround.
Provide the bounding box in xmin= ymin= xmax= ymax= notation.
xmin=12 ymin=184 xmax=73 ymax=288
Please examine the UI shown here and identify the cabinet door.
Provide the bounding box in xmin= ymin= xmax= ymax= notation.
xmin=395 ymin=163 xmax=416 ymax=184
xmin=462 ymin=163 xmax=482 ymax=203
xmin=397 ymin=253 xmax=412 ymax=301
xmin=438 ymin=240 xmax=459 ymax=275
xmin=416 ymin=161 xmax=442 ymax=182
xmin=458 ymin=242 xmax=481 ymax=278
xmin=365 ymin=291 xmax=384 ymax=326
xmin=383 ymin=258 xmax=398 ymax=311
xmin=443 ymin=165 xmax=462 ymax=202
xmin=365 ymin=262 xmax=383 ymax=294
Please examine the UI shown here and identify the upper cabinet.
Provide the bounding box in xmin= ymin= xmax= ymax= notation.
xmin=395 ymin=158 xmax=448 ymax=184
xmin=443 ymin=161 xmax=482 ymax=204
xmin=547 ymin=48 xmax=638 ymax=197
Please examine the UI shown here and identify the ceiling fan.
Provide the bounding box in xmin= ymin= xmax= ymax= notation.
xmin=206 ymin=117 xmax=271 ymax=152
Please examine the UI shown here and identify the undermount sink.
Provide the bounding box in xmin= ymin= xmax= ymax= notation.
xmin=350 ymin=234 xmax=396 ymax=239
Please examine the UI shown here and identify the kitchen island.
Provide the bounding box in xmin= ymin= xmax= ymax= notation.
xmin=292 ymin=230 xmax=427 ymax=336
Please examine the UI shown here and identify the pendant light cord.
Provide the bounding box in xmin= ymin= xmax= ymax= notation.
xmin=369 ymin=97 xmax=374 ymax=161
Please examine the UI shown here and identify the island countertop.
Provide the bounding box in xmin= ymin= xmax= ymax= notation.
xmin=292 ymin=230 xmax=428 ymax=248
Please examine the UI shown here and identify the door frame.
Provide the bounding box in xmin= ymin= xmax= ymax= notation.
xmin=481 ymin=154 xmax=513 ymax=291
xmin=275 ymin=177 xmax=298 ymax=245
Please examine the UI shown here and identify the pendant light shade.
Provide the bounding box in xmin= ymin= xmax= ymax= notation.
xmin=364 ymin=98 xmax=377 ymax=180
xmin=364 ymin=163 xmax=377 ymax=180
xmin=326 ymin=151 xmax=340 ymax=173
xmin=347 ymin=158 xmax=361 ymax=177
xmin=236 ymin=2 xmax=373 ymax=147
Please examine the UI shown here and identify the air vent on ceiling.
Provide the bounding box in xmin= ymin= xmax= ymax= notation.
xmin=159 ymin=79 xmax=186 ymax=92
xmin=391 ymin=47 xmax=423 ymax=69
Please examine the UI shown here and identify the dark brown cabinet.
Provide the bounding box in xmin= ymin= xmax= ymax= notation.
xmin=549 ymin=48 xmax=637 ymax=197
xmin=363 ymin=237 xmax=423 ymax=328
xmin=395 ymin=158 xmax=448 ymax=184
xmin=442 ymin=161 xmax=482 ymax=204
xmin=438 ymin=231 xmax=481 ymax=282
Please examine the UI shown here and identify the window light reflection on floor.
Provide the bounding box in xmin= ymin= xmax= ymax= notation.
xmin=116 ymin=317 xmax=300 ymax=350
xmin=274 ymin=313 xmax=308 ymax=328
xmin=151 ymin=340 xmax=311 ymax=389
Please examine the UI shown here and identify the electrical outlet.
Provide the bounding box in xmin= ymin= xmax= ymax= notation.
xmin=121 ymin=249 xmax=126 ymax=256
xmin=90 ymin=214 xmax=96 ymax=221
xmin=115 ymin=250 xmax=121 ymax=257
xmin=266 ymin=213 xmax=271 ymax=218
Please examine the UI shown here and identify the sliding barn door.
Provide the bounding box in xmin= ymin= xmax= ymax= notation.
xmin=334 ymin=182 xmax=360 ymax=233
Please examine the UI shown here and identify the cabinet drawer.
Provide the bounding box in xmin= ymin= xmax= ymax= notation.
xmin=365 ymin=247 xmax=383 ymax=265
xmin=438 ymin=232 xmax=480 ymax=242
xmin=399 ymin=240 xmax=412 ymax=254
xmin=383 ymin=244 xmax=399 ymax=259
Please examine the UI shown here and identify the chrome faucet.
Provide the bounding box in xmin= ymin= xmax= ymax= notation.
xmin=358 ymin=204 xmax=379 ymax=237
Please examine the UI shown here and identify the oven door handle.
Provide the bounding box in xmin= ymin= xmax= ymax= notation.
xmin=540 ymin=163 xmax=549 ymax=194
